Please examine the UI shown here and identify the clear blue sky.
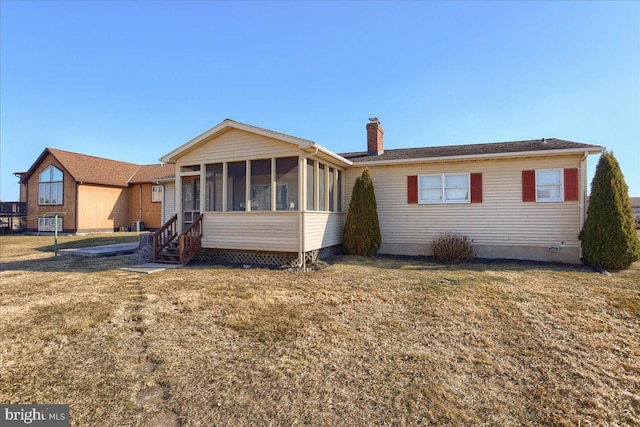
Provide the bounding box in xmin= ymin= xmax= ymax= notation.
xmin=1 ymin=1 xmax=639 ymax=200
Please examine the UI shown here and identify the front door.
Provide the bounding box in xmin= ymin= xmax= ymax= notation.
xmin=182 ymin=177 xmax=200 ymax=230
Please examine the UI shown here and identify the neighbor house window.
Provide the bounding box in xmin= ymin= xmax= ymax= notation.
xmin=38 ymin=217 xmax=63 ymax=232
xmin=276 ymin=157 xmax=298 ymax=210
xmin=419 ymin=173 xmax=470 ymax=204
xmin=536 ymin=169 xmax=563 ymax=202
xmin=205 ymin=163 xmax=223 ymax=211
xmin=151 ymin=185 xmax=163 ymax=203
xmin=38 ymin=165 xmax=63 ymax=205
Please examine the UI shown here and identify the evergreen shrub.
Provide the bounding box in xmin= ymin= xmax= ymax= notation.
xmin=579 ymin=151 xmax=640 ymax=270
xmin=343 ymin=169 xmax=381 ymax=256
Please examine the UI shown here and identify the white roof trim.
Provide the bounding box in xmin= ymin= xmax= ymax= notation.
xmin=160 ymin=119 xmax=351 ymax=166
xmin=346 ymin=147 xmax=605 ymax=167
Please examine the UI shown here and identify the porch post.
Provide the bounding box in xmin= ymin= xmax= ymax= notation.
xmin=299 ymin=156 xmax=306 ymax=269
xmin=175 ymin=174 xmax=183 ymax=234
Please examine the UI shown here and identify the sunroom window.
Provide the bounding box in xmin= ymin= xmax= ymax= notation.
xmin=205 ymin=163 xmax=223 ymax=211
xmin=227 ymin=161 xmax=246 ymax=211
xmin=318 ymin=164 xmax=326 ymax=211
xmin=306 ymin=159 xmax=315 ymax=211
xmin=38 ymin=165 xmax=63 ymax=205
xmin=250 ymin=159 xmax=271 ymax=211
xmin=276 ymin=157 xmax=298 ymax=210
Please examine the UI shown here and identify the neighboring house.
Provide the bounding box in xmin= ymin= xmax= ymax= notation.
xmin=17 ymin=148 xmax=174 ymax=233
xmin=157 ymin=119 xmax=603 ymax=266
xmin=630 ymin=197 xmax=640 ymax=228
xmin=0 ymin=201 xmax=26 ymax=234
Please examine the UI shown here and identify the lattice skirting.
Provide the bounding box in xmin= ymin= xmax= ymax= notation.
xmin=193 ymin=245 xmax=343 ymax=268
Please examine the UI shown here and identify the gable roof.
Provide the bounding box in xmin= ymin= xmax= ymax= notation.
xmin=20 ymin=148 xmax=173 ymax=187
xmin=160 ymin=119 xmax=353 ymax=166
xmin=341 ymin=138 xmax=604 ymax=165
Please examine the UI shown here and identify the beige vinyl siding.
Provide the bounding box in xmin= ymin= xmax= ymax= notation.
xmin=178 ymin=129 xmax=302 ymax=166
xmin=162 ymin=182 xmax=175 ymax=224
xmin=304 ymin=212 xmax=345 ymax=251
xmin=77 ymin=185 xmax=130 ymax=232
xmin=202 ymin=212 xmax=299 ymax=252
xmin=345 ymin=155 xmax=585 ymax=262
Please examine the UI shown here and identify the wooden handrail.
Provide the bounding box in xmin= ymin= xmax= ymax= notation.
xmin=152 ymin=213 xmax=178 ymax=261
xmin=179 ymin=213 xmax=203 ymax=266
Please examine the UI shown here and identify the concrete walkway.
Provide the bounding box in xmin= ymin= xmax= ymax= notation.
xmin=59 ymin=242 xmax=139 ymax=257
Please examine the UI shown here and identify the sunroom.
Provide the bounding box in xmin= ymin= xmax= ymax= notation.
xmin=157 ymin=119 xmax=352 ymax=267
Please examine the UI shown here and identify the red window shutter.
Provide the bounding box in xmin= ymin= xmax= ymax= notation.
xmin=522 ymin=170 xmax=536 ymax=202
xmin=470 ymin=173 xmax=482 ymax=203
xmin=564 ymin=168 xmax=578 ymax=201
xmin=408 ymin=175 xmax=418 ymax=204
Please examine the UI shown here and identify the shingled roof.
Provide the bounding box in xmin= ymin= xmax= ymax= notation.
xmin=21 ymin=148 xmax=173 ymax=187
xmin=340 ymin=138 xmax=604 ymax=164
xmin=128 ymin=164 xmax=176 ymax=183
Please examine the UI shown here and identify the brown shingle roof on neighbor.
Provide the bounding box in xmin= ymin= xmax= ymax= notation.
xmin=340 ymin=138 xmax=604 ymax=163
xmin=22 ymin=148 xmax=174 ymax=187
xmin=128 ymin=164 xmax=176 ymax=183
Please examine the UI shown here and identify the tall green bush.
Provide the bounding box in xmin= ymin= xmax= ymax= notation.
xmin=579 ymin=151 xmax=640 ymax=270
xmin=343 ymin=169 xmax=381 ymax=256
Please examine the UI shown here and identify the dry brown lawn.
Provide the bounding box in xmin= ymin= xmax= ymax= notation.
xmin=1 ymin=234 xmax=639 ymax=426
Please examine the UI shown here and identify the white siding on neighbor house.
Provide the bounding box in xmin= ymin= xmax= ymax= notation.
xmin=202 ymin=212 xmax=299 ymax=252
xmin=177 ymin=128 xmax=302 ymax=166
xmin=162 ymin=182 xmax=176 ymax=224
xmin=344 ymin=154 xmax=586 ymax=261
xmin=304 ymin=212 xmax=345 ymax=251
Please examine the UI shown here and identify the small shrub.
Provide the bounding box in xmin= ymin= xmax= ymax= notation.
xmin=431 ymin=233 xmax=476 ymax=263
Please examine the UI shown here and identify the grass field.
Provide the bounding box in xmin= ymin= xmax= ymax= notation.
xmin=1 ymin=234 xmax=639 ymax=426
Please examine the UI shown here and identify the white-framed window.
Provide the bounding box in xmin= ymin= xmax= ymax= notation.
xmin=38 ymin=217 xmax=63 ymax=232
xmin=151 ymin=185 xmax=163 ymax=203
xmin=419 ymin=173 xmax=470 ymax=204
xmin=536 ymin=169 xmax=563 ymax=202
xmin=38 ymin=165 xmax=63 ymax=205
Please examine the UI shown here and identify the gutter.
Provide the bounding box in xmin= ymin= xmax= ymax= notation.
xmin=579 ymin=150 xmax=589 ymax=258
xmin=309 ymin=142 xmax=353 ymax=167
xmin=345 ymin=147 xmax=605 ymax=167
xmin=297 ymin=149 xmax=319 ymax=270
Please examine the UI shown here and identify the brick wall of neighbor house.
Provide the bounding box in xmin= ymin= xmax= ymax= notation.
xmin=24 ymin=152 xmax=78 ymax=232
xmin=76 ymin=185 xmax=130 ymax=232
xmin=19 ymin=177 xmax=27 ymax=203
xmin=129 ymin=183 xmax=163 ymax=230
xmin=344 ymin=154 xmax=586 ymax=263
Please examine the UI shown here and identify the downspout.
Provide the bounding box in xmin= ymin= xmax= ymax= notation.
xmin=139 ymin=185 xmax=143 ymax=222
xmin=298 ymin=147 xmax=319 ymax=269
xmin=579 ymin=150 xmax=588 ymax=257
xmin=75 ymin=182 xmax=80 ymax=233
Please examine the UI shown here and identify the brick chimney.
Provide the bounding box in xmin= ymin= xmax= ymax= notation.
xmin=367 ymin=117 xmax=384 ymax=156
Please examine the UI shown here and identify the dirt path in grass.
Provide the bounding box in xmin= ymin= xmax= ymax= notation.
xmin=114 ymin=271 xmax=180 ymax=427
